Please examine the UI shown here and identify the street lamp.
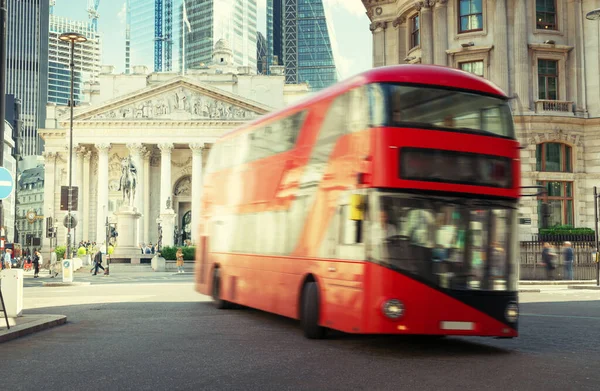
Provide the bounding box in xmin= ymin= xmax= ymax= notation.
xmin=585 ymin=12 xmax=600 ymax=286
xmin=59 ymin=32 xmax=87 ymax=261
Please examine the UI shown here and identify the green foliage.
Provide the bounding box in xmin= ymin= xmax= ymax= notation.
xmin=539 ymin=225 xmax=595 ymax=236
xmin=77 ymin=247 xmax=87 ymax=256
xmin=55 ymin=246 xmax=66 ymax=260
xmin=108 ymin=245 xmax=114 ymax=255
xmin=160 ymin=246 xmax=196 ymax=260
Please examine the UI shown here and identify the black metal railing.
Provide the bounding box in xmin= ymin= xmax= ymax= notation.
xmin=520 ymin=240 xmax=597 ymax=280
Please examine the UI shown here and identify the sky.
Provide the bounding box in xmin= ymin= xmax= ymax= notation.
xmin=53 ymin=0 xmax=373 ymax=82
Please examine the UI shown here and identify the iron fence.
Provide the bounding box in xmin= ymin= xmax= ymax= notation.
xmin=520 ymin=240 xmax=598 ymax=280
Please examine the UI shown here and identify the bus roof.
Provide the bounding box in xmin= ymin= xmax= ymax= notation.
xmin=220 ymin=64 xmax=507 ymax=140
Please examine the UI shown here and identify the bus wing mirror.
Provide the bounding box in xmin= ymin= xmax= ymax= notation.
xmin=350 ymin=194 xmax=365 ymax=221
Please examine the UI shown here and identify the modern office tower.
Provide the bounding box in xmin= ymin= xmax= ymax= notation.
xmin=257 ymin=32 xmax=267 ymax=74
xmin=182 ymin=0 xmax=257 ymax=71
xmin=267 ymin=0 xmax=337 ymax=90
xmin=127 ymin=0 xmax=179 ymax=73
xmin=48 ymin=15 xmax=102 ymax=106
xmin=6 ymin=0 xmax=50 ymax=156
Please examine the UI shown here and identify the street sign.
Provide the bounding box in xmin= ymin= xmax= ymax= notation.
xmin=63 ymin=213 xmax=78 ymax=229
xmin=60 ymin=186 xmax=79 ymax=211
xmin=0 ymin=167 xmax=14 ymax=200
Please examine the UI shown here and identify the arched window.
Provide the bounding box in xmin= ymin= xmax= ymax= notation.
xmin=536 ymin=142 xmax=572 ymax=172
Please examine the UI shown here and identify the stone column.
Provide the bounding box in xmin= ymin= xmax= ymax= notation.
xmin=419 ymin=1 xmax=434 ymax=64
xmin=433 ymin=0 xmax=448 ymax=66
xmin=370 ymin=21 xmax=388 ymax=67
xmin=492 ymin=0 xmax=510 ymax=94
xmin=42 ymin=152 xmax=56 ymax=251
xmin=190 ymin=143 xmax=204 ymax=245
xmin=75 ymin=147 xmax=85 ymax=243
xmin=393 ymin=16 xmax=407 ymax=62
xmin=513 ymin=0 xmax=530 ymax=111
xmin=127 ymin=143 xmax=145 ymax=245
xmin=158 ymin=143 xmax=174 ymax=213
xmin=95 ymin=143 xmax=111 ymax=245
xmin=142 ymin=148 xmax=151 ymax=244
xmin=82 ymin=151 xmax=91 ymax=242
xmin=158 ymin=143 xmax=175 ymax=247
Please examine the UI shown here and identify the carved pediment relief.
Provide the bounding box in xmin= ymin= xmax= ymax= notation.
xmin=69 ymin=79 xmax=270 ymax=123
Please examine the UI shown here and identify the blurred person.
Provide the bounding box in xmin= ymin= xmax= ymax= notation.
xmin=541 ymin=242 xmax=556 ymax=280
xmin=563 ymin=241 xmax=574 ymax=280
xmin=176 ymin=248 xmax=185 ymax=273
xmin=33 ymin=250 xmax=42 ymax=278
xmin=3 ymin=249 xmax=12 ymax=269
xmin=50 ymin=248 xmax=59 ymax=278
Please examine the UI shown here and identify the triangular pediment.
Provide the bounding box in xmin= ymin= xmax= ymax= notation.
xmin=65 ymin=76 xmax=273 ymax=123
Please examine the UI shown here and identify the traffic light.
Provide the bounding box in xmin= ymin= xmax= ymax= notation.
xmin=46 ymin=217 xmax=53 ymax=238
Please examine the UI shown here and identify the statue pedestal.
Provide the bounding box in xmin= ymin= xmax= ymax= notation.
xmin=113 ymin=205 xmax=142 ymax=256
xmin=157 ymin=209 xmax=176 ymax=247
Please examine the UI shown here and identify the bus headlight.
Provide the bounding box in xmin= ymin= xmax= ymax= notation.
xmin=382 ymin=299 xmax=404 ymax=319
xmin=505 ymin=302 xmax=518 ymax=323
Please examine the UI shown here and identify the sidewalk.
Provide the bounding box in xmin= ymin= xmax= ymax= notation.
xmin=0 ymin=314 xmax=67 ymax=343
xmin=520 ymin=280 xmax=596 ymax=285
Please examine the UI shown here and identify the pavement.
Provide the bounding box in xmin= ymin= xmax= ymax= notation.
xmin=1 ymin=280 xmax=600 ymax=390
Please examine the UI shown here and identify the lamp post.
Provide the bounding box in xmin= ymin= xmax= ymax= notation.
xmin=586 ymin=11 xmax=600 ymax=286
xmin=59 ymin=32 xmax=87 ymax=261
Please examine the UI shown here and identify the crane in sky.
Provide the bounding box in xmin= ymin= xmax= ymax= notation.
xmin=88 ymin=0 xmax=100 ymax=31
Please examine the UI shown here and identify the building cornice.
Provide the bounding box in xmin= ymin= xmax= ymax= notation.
xmin=528 ymin=43 xmax=574 ymax=54
xmin=446 ymin=45 xmax=494 ymax=55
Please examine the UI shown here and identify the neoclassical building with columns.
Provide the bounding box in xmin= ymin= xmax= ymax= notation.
xmin=363 ymin=0 xmax=600 ymax=239
xmin=39 ymin=40 xmax=309 ymax=253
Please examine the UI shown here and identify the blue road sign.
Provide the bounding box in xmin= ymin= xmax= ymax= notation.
xmin=0 ymin=167 xmax=14 ymax=200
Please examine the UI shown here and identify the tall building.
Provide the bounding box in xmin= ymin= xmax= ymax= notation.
xmin=126 ymin=0 xmax=180 ymax=73
xmin=48 ymin=15 xmax=102 ymax=106
xmin=257 ymin=32 xmax=267 ymax=74
xmin=362 ymin=0 xmax=600 ymax=241
xmin=267 ymin=0 xmax=337 ymax=90
xmin=182 ymin=0 xmax=257 ymax=71
xmin=6 ymin=0 xmax=50 ymax=156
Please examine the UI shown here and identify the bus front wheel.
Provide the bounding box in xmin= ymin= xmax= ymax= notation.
xmin=301 ymin=282 xmax=326 ymax=339
xmin=212 ymin=269 xmax=232 ymax=309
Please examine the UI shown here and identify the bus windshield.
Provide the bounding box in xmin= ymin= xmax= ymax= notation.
xmin=369 ymin=192 xmax=518 ymax=292
xmin=373 ymin=83 xmax=515 ymax=139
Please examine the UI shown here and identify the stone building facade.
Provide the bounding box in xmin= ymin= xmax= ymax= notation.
xmin=362 ymin=0 xmax=600 ymax=240
xmin=39 ymin=40 xmax=310 ymax=255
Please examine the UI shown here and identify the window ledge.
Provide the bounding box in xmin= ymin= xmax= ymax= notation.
xmin=446 ymin=45 xmax=494 ymax=55
xmin=535 ymin=100 xmax=574 ymax=116
xmin=454 ymin=30 xmax=487 ymax=40
xmin=528 ymin=43 xmax=573 ymax=54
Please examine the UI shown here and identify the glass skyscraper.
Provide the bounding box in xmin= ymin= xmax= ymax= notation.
xmin=267 ymin=0 xmax=337 ymax=90
xmin=257 ymin=32 xmax=267 ymax=74
xmin=126 ymin=0 xmax=181 ymax=73
xmin=183 ymin=0 xmax=257 ymax=71
xmin=6 ymin=0 xmax=50 ymax=156
xmin=48 ymin=15 xmax=102 ymax=106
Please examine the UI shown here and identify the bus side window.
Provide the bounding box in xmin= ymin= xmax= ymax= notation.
xmin=348 ymin=87 xmax=369 ymax=132
xmin=368 ymin=83 xmax=387 ymax=127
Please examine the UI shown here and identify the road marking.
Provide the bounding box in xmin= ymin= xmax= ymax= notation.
xmin=522 ymin=313 xmax=600 ymax=320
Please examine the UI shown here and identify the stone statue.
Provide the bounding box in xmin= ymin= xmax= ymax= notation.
xmin=118 ymin=156 xmax=138 ymax=207
xmin=166 ymin=196 xmax=172 ymax=210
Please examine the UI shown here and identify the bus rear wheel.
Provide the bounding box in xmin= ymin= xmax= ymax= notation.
xmin=301 ymin=282 xmax=326 ymax=339
xmin=212 ymin=269 xmax=232 ymax=309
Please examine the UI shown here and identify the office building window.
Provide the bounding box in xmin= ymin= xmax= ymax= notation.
xmin=459 ymin=60 xmax=484 ymax=76
xmin=536 ymin=0 xmax=557 ymax=30
xmin=410 ymin=15 xmax=420 ymax=49
xmin=459 ymin=0 xmax=483 ymax=33
xmin=538 ymin=59 xmax=558 ymax=100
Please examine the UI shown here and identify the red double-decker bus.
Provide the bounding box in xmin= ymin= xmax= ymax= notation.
xmin=195 ymin=65 xmax=520 ymax=339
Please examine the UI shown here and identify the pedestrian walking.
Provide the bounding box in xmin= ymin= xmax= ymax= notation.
xmin=176 ymin=248 xmax=185 ymax=273
xmin=50 ymin=249 xmax=59 ymax=278
xmin=3 ymin=249 xmax=12 ymax=269
xmin=32 ymin=250 xmax=42 ymax=278
xmin=91 ymin=249 xmax=105 ymax=276
xmin=563 ymin=241 xmax=574 ymax=280
xmin=541 ymin=242 xmax=556 ymax=280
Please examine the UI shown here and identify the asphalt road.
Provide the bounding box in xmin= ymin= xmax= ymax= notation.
xmin=1 ymin=283 xmax=600 ymax=391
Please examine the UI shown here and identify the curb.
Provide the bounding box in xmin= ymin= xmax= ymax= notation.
xmin=42 ymin=282 xmax=91 ymax=287
xmin=568 ymin=285 xmax=600 ymax=290
xmin=519 ymin=289 xmax=541 ymax=293
xmin=0 ymin=315 xmax=67 ymax=344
